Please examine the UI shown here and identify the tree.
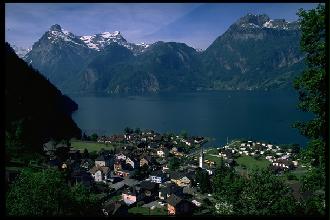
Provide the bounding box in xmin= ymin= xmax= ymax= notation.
xmin=294 ymin=4 xmax=326 ymax=168
xmin=293 ymin=4 xmax=326 ymax=216
xmin=237 ymin=169 xmax=298 ymax=215
xmin=212 ymin=160 xmax=245 ymax=211
xmin=131 ymin=164 xmax=150 ymax=180
xmin=124 ymin=127 xmax=133 ymax=134
xmin=83 ymin=148 xmax=89 ymax=159
xmin=90 ymin=133 xmax=98 ymax=142
xmin=68 ymin=183 xmax=102 ymax=216
xmin=134 ymin=128 xmax=141 ymax=134
xmin=195 ymin=168 xmax=211 ymax=193
xmin=6 ymin=168 xmax=101 ymax=216
xmin=291 ymin=144 xmax=301 ymax=154
xmin=6 ymin=168 xmax=70 ymax=216
xmin=180 ymin=130 xmax=188 ymax=139
xmin=82 ymin=132 xmax=88 ymax=141
xmin=168 ymin=157 xmax=180 ymax=171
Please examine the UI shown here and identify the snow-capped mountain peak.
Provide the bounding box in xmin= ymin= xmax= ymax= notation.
xmin=33 ymin=24 xmax=151 ymax=55
xmin=79 ymin=31 xmax=150 ymax=54
xmin=46 ymin=24 xmax=86 ymax=47
xmin=237 ymin=14 xmax=299 ymax=30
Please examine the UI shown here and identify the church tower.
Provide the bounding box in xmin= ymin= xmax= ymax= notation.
xmin=199 ymin=145 xmax=204 ymax=168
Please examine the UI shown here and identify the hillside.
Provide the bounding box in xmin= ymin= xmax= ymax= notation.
xmin=5 ymin=42 xmax=81 ymax=155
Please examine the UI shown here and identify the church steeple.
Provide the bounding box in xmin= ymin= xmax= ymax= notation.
xmin=199 ymin=145 xmax=204 ymax=168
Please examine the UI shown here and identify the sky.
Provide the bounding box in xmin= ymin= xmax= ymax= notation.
xmin=5 ymin=3 xmax=319 ymax=50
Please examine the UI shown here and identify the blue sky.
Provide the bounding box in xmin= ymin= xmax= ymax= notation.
xmin=5 ymin=3 xmax=319 ymax=50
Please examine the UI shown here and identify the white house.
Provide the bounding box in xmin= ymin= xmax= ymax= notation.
xmin=89 ymin=166 xmax=110 ymax=182
xmin=192 ymin=200 xmax=202 ymax=207
xmin=95 ymin=155 xmax=108 ymax=167
xmin=116 ymin=153 xmax=127 ymax=161
xmin=157 ymin=149 xmax=165 ymax=157
xmin=126 ymin=157 xmax=137 ymax=169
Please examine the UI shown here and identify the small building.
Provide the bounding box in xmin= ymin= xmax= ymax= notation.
xmin=159 ymin=183 xmax=183 ymax=200
xmin=149 ymin=170 xmax=168 ymax=184
xmin=167 ymin=194 xmax=194 ymax=215
xmin=126 ymin=157 xmax=139 ymax=169
xmin=95 ymin=155 xmax=113 ymax=167
xmin=89 ymin=166 xmax=111 ymax=182
xmin=122 ymin=187 xmax=144 ymax=206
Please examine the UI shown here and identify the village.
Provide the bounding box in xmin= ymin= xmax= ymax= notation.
xmin=8 ymin=129 xmax=305 ymax=216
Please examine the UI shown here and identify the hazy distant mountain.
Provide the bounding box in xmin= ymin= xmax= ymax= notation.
xmin=24 ymin=14 xmax=305 ymax=95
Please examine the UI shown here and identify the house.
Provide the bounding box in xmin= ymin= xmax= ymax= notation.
xmin=115 ymin=153 xmax=127 ymax=161
xmin=139 ymin=180 xmax=159 ymax=197
xmin=167 ymin=194 xmax=194 ymax=215
xmin=95 ymin=155 xmax=113 ymax=167
xmin=114 ymin=161 xmax=123 ymax=172
xmin=272 ymin=159 xmax=294 ymax=170
xmin=126 ymin=157 xmax=139 ymax=169
xmin=159 ymin=183 xmax=184 ymax=200
xmin=140 ymin=157 xmax=150 ymax=167
xmin=149 ymin=170 xmax=168 ymax=184
xmin=122 ymin=187 xmax=144 ymax=205
xmin=43 ymin=141 xmax=57 ymax=158
xmin=157 ymin=147 xmax=168 ymax=158
xmin=89 ymin=166 xmax=111 ymax=182
xmin=191 ymin=200 xmax=202 ymax=207
xmin=115 ymin=169 xmax=131 ymax=177
xmin=206 ymin=168 xmax=216 ymax=175
xmin=292 ymin=160 xmax=299 ymax=167
xmin=193 ymin=136 xmax=204 ymax=144
xmin=170 ymin=172 xmax=192 ymax=187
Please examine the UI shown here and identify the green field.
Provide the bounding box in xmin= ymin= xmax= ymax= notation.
xmin=70 ymin=140 xmax=120 ymax=152
xmin=205 ymin=148 xmax=219 ymax=155
xmin=204 ymin=154 xmax=222 ymax=164
xmin=128 ymin=207 xmax=167 ymax=215
xmin=236 ymin=155 xmax=270 ymax=170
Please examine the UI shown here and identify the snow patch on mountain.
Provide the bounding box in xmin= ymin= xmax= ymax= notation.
xmin=12 ymin=44 xmax=31 ymax=58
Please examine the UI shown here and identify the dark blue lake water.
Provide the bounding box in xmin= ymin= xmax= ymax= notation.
xmin=70 ymin=90 xmax=311 ymax=147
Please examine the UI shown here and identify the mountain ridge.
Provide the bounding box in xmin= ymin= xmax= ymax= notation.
xmin=22 ymin=14 xmax=305 ymax=95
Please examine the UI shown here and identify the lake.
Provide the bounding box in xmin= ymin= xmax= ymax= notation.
xmin=70 ymin=90 xmax=311 ymax=147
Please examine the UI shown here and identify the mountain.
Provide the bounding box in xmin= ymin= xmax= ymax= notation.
xmin=202 ymin=14 xmax=304 ymax=90
xmin=11 ymin=44 xmax=31 ymax=58
xmin=5 ymin=42 xmax=81 ymax=154
xmin=80 ymin=31 xmax=149 ymax=55
xmin=24 ymin=24 xmax=151 ymax=92
xmin=24 ymin=14 xmax=305 ymax=95
xmin=24 ymin=24 xmax=96 ymax=91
